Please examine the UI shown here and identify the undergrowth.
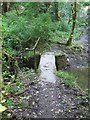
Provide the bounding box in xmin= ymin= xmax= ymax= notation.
xmin=56 ymin=70 xmax=77 ymax=88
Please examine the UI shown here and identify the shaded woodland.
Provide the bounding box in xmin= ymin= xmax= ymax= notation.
xmin=0 ymin=1 xmax=90 ymax=119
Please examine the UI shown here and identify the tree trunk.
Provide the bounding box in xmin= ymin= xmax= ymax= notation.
xmin=67 ymin=3 xmax=72 ymax=24
xmin=0 ymin=34 xmax=3 ymax=104
xmin=2 ymin=2 xmax=8 ymax=14
xmin=54 ymin=2 xmax=59 ymax=21
xmin=66 ymin=2 xmax=77 ymax=46
xmin=44 ymin=2 xmax=51 ymax=12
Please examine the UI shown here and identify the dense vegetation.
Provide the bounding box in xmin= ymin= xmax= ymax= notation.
xmin=2 ymin=2 xmax=86 ymax=78
xmin=0 ymin=1 xmax=89 ymax=118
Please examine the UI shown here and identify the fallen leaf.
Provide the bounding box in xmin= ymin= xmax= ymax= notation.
xmin=0 ymin=104 xmax=7 ymax=113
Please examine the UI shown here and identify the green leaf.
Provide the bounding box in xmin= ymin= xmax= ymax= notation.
xmin=0 ymin=104 xmax=7 ymax=113
xmin=1 ymin=99 xmax=6 ymax=103
xmin=5 ymin=99 xmax=13 ymax=107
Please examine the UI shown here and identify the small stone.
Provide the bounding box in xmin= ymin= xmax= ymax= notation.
xmin=38 ymin=112 xmax=42 ymax=115
xmin=56 ymin=104 xmax=59 ymax=107
xmin=55 ymin=111 xmax=59 ymax=114
xmin=51 ymin=109 xmax=54 ymax=112
xmin=71 ymin=106 xmax=77 ymax=109
xmin=51 ymin=95 xmax=53 ymax=98
xmin=19 ymin=109 xmax=22 ymax=112
xmin=34 ymin=115 xmax=38 ymax=118
xmin=43 ymin=89 xmax=46 ymax=91
xmin=26 ymin=113 xmax=29 ymax=117
xmin=32 ymin=101 xmax=35 ymax=105
xmin=33 ymin=112 xmax=36 ymax=115
xmin=7 ymin=113 xmax=11 ymax=117
xmin=58 ymin=96 xmax=61 ymax=99
xmin=36 ymin=91 xmax=39 ymax=94
xmin=68 ymin=110 xmax=71 ymax=112
xmin=45 ymin=95 xmax=48 ymax=98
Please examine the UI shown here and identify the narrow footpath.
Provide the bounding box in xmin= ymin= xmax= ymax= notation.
xmin=36 ymin=52 xmax=86 ymax=118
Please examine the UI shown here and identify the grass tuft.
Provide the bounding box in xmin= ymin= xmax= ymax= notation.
xmin=56 ymin=70 xmax=77 ymax=88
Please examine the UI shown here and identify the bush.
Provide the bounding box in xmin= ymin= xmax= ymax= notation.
xmin=2 ymin=11 xmax=53 ymax=48
xmin=28 ymin=13 xmax=52 ymax=41
xmin=58 ymin=19 xmax=70 ymax=32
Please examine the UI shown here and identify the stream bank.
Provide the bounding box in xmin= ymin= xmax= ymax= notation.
xmin=49 ymin=26 xmax=89 ymax=92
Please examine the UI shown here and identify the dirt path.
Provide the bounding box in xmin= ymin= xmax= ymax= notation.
xmin=36 ymin=52 xmax=87 ymax=118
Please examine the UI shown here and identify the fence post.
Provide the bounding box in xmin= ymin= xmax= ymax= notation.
xmin=34 ymin=48 xmax=37 ymax=73
xmin=28 ymin=37 xmax=40 ymax=73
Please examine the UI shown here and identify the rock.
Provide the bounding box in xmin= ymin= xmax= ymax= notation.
xmin=30 ymin=82 xmax=35 ymax=85
xmin=7 ymin=113 xmax=12 ymax=118
xmin=55 ymin=51 xmax=70 ymax=71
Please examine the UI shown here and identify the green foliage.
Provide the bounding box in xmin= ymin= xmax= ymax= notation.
xmin=4 ymin=99 xmax=13 ymax=108
xmin=0 ymin=104 xmax=7 ymax=113
xmin=3 ymin=71 xmax=11 ymax=80
xmin=2 ymin=2 xmax=85 ymax=51
xmin=82 ymin=2 xmax=90 ymax=6
xmin=2 ymin=2 xmax=86 ymax=84
xmin=2 ymin=2 xmax=87 ymax=94
xmin=2 ymin=10 xmax=53 ymax=52
xmin=56 ymin=70 xmax=77 ymax=88
xmin=4 ymin=84 xmax=14 ymax=93
xmin=82 ymin=95 xmax=89 ymax=99
xmin=49 ymin=20 xmax=70 ymax=43
xmin=16 ymin=81 xmax=23 ymax=87
xmin=3 ymin=11 xmax=30 ymax=40
xmin=4 ymin=81 xmax=23 ymax=94
xmin=58 ymin=20 xmax=70 ymax=32
xmin=28 ymin=13 xmax=52 ymax=41
xmin=21 ymin=67 xmax=35 ymax=80
xmin=49 ymin=31 xmax=69 ymax=43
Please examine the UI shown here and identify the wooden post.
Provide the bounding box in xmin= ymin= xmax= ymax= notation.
xmin=26 ymin=37 xmax=40 ymax=73
xmin=33 ymin=37 xmax=40 ymax=72
xmin=34 ymin=48 xmax=37 ymax=73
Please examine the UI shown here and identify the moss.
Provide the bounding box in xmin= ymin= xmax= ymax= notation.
xmin=68 ymin=43 xmax=84 ymax=53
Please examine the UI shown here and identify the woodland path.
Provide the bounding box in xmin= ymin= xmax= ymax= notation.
xmin=36 ymin=52 xmax=84 ymax=118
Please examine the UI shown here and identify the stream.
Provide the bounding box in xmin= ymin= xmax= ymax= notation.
xmin=68 ymin=68 xmax=89 ymax=91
